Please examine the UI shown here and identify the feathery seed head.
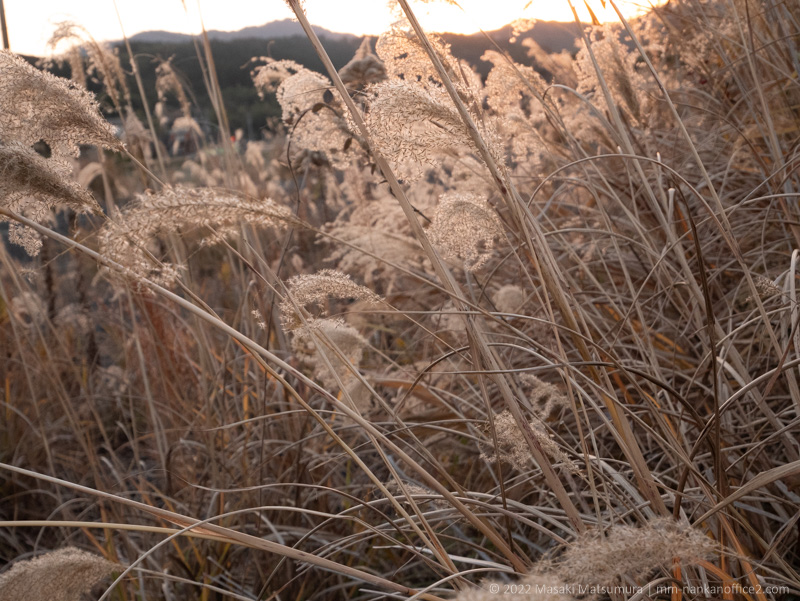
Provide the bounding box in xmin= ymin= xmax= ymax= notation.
xmin=338 ymin=38 xmax=386 ymax=90
xmin=519 ymin=373 xmax=569 ymax=418
xmin=9 ymin=291 xmax=46 ymax=326
xmin=98 ymin=185 xmax=292 ymax=286
xmin=549 ymin=518 xmax=716 ymax=587
xmin=324 ymin=225 xmax=425 ymax=287
xmin=0 ymin=143 xmax=97 ymax=212
xmin=752 ymin=275 xmax=782 ymax=301
xmin=281 ymin=269 xmax=381 ymax=329
xmin=253 ymin=60 xmax=355 ymax=167
xmin=0 ymin=142 xmax=101 ymax=255
xmin=363 ymin=80 xmax=497 ymax=181
xmin=276 ymin=69 xmax=332 ymax=124
xmin=245 ymin=140 xmax=268 ymax=171
xmin=364 ymin=28 xmax=504 ymax=180
xmin=481 ymin=409 xmax=577 ymax=474
xmin=155 ymin=58 xmax=192 ymax=120
xmin=428 ymin=192 xmax=503 ymax=271
xmin=574 ymin=25 xmax=650 ymax=128
xmin=121 ymin=109 xmax=153 ymax=160
xmin=47 ymin=21 xmax=131 ymax=110
xmin=0 ymin=547 xmax=117 ymax=601
xmin=481 ymin=50 xmax=552 ymax=166
xmin=251 ymin=58 xmax=306 ymax=98
xmin=482 ymin=50 xmax=546 ymax=116
xmin=376 ymin=25 xmax=462 ymax=88
xmin=0 ymin=50 xmax=123 ymax=156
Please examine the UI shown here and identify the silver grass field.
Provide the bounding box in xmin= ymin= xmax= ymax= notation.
xmin=1 ymin=0 xmax=800 ymax=600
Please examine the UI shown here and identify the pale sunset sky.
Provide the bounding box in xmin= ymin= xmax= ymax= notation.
xmin=3 ymin=0 xmax=657 ymax=57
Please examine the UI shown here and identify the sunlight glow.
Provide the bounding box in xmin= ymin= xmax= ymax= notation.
xmin=384 ymin=0 xmax=660 ymax=34
xmin=3 ymin=0 xmax=661 ymax=57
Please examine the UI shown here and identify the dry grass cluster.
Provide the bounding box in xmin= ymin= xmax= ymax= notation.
xmin=1 ymin=0 xmax=800 ymax=600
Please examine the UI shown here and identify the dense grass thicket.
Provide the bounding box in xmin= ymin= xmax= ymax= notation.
xmin=1 ymin=0 xmax=800 ymax=600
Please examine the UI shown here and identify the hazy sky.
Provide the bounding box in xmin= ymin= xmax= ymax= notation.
xmin=3 ymin=0 xmax=655 ymax=57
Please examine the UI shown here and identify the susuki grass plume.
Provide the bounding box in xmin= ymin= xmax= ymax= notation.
xmin=481 ymin=408 xmax=578 ymax=474
xmin=544 ymin=518 xmax=716 ymax=588
xmin=0 ymin=143 xmax=98 ymax=255
xmin=0 ymin=50 xmax=122 ymax=254
xmin=155 ymin=57 xmax=193 ymax=121
xmin=45 ymin=21 xmax=131 ymax=112
xmin=0 ymin=143 xmax=97 ymax=213
xmin=0 ymin=547 xmax=117 ymax=601
xmin=252 ymin=58 xmax=356 ymax=167
xmin=291 ymin=317 xmax=370 ymax=406
xmin=428 ymin=191 xmax=504 ymax=271
xmin=98 ymin=185 xmax=294 ymax=285
xmin=280 ymin=269 xmax=381 ymax=328
xmin=491 ymin=284 xmax=526 ymax=315
xmin=0 ymin=50 xmax=122 ymax=157
xmin=337 ymin=37 xmax=386 ymax=91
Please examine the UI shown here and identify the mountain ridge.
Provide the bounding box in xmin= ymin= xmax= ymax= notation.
xmin=125 ymin=17 xmax=580 ymax=53
xmin=127 ymin=19 xmax=356 ymax=44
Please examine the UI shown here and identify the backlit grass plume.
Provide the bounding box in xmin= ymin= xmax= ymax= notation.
xmin=457 ymin=519 xmax=713 ymax=599
xmin=0 ymin=144 xmax=97 ymax=213
xmin=0 ymin=547 xmax=117 ymax=601
xmin=155 ymin=57 xmax=192 ymax=121
xmin=46 ymin=21 xmax=131 ymax=112
xmin=574 ymin=24 xmax=651 ymax=128
xmin=482 ymin=409 xmax=578 ymax=474
xmin=98 ymin=185 xmax=293 ymax=285
xmin=281 ymin=269 xmax=381 ymax=329
xmin=0 ymin=50 xmax=123 ymax=157
xmin=364 ymin=80 xmax=503 ymax=181
xmin=546 ymin=518 xmax=716 ymax=588
xmin=428 ymin=191 xmax=504 ymax=271
xmin=253 ymin=58 xmax=355 ymax=167
xmin=0 ymin=50 xmax=121 ymax=254
xmin=338 ymin=38 xmax=386 ymax=91
xmin=0 ymin=143 xmax=99 ymax=255
xmin=323 ymin=194 xmax=427 ymax=287
xmin=363 ymin=24 xmax=504 ymax=180
xmin=376 ymin=24 xmax=462 ymax=88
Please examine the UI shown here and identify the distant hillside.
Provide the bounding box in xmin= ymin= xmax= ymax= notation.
xmin=128 ymin=19 xmax=353 ymax=44
xmin=123 ymin=19 xmax=580 ymax=78
xmin=125 ymin=18 xmax=580 ymax=61
xmin=105 ymin=20 xmax=581 ymax=138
